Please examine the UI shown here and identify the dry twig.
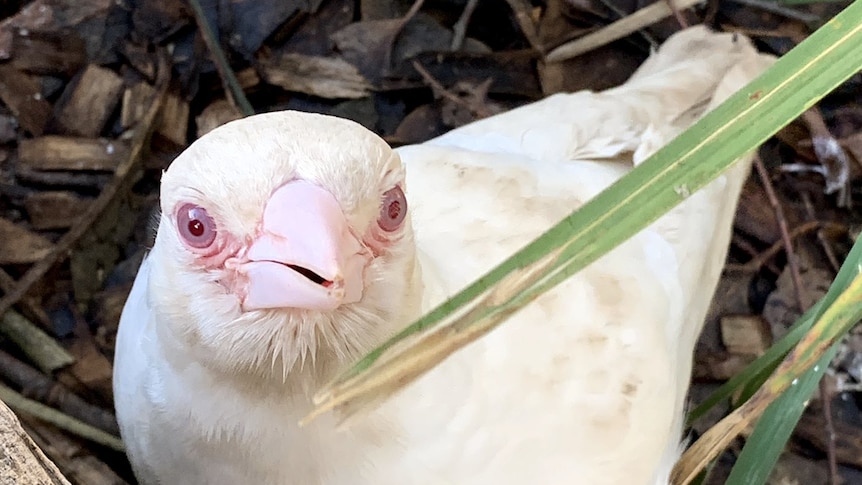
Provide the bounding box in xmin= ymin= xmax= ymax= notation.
xmin=800 ymin=194 xmax=841 ymax=485
xmin=451 ymin=0 xmax=480 ymax=51
xmin=755 ymin=157 xmax=840 ymax=485
xmin=0 ymin=267 xmax=52 ymax=330
xmin=754 ymin=157 xmax=804 ymax=311
xmin=546 ymin=0 xmax=702 ymax=62
xmin=411 ymin=60 xmax=495 ymax=119
xmin=501 ymin=0 xmax=542 ymax=52
xmin=0 ymin=384 xmax=123 ymax=452
xmin=726 ymin=221 xmax=842 ymax=274
xmin=0 ymin=53 xmax=170 ymax=335
xmin=0 ymin=311 xmax=74 ymax=374
xmin=187 ymin=0 xmax=254 ymax=116
xmin=0 ymin=349 xmax=119 ymax=436
xmin=802 ymin=193 xmax=842 ymax=272
xmin=664 ymin=0 xmax=690 ymax=28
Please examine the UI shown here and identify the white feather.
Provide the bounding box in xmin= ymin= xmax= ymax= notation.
xmin=114 ymin=26 xmax=775 ymax=485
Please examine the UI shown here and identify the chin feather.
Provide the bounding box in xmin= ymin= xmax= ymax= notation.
xmin=149 ymin=238 xmax=416 ymax=391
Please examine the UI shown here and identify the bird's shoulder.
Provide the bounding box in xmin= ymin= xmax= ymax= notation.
xmin=386 ymin=144 xmax=687 ymax=483
xmin=399 ymin=143 xmax=630 ymax=295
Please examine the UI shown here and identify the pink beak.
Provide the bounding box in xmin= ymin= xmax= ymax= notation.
xmin=238 ymin=180 xmax=371 ymax=311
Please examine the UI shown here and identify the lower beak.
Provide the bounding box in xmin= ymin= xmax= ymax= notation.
xmin=238 ymin=180 xmax=371 ymax=311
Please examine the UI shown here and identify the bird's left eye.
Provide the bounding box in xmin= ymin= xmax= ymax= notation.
xmin=378 ymin=186 xmax=407 ymax=232
xmin=177 ymin=204 xmax=217 ymax=249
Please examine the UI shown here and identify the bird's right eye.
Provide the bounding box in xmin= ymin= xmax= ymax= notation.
xmin=176 ymin=203 xmax=217 ymax=249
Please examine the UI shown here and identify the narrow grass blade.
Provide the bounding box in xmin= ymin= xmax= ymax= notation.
xmin=673 ymin=233 xmax=862 ymax=484
xmin=686 ymin=304 xmax=819 ymax=424
xmin=725 ymin=348 xmax=836 ymax=484
xmin=309 ymin=1 xmax=862 ymax=422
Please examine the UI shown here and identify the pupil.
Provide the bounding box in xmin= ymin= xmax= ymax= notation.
xmin=387 ymin=201 xmax=401 ymax=220
xmin=189 ymin=220 xmax=205 ymax=237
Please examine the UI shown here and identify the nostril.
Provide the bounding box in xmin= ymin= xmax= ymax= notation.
xmin=286 ymin=264 xmax=332 ymax=287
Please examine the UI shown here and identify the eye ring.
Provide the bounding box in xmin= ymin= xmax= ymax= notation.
xmin=378 ymin=186 xmax=407 ymax=232
xmin=176 ymin=203 xmax=217 ymax=249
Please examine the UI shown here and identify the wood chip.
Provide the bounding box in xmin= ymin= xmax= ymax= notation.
xmin=157 ymin=91 xmax=190 ymax=147
xmin=54 ymin=64 xmax=124 ymax=137
xmin=121 ymin=42 xmax=156 ymax=80
xmin=0 ymin=65 xmax=51 ymax=135
xmin=10 ymin=30 xmax=86 ymax=76
xmin=120 ymin=82 xmax=156 ymax=129
xmin=18 ymin=136 xmax=128 ymax=171
xmin=0 ymin=218 xmax=53 ymax=265
xmin=196 ymin=99 xmax=244 ymax=138
xmin=0 ymin=0 xmax=114 ymax=60
xmin=0 ymin=401 xmax=71 ymax=485
xmin=258 ymin=53 xmax=372 ymax=99
xmin=123 ymin=84 xmax=189 ymax=146
xmin=720 ymin=314 xmax=773 ymax=356
xmin=15 ymin=167 xmax=111 ymax=189
xmin=24 ymin=191 xmax=92 ymax=230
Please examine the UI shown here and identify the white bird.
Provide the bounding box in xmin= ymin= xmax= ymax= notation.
xmin=113 ymin=26 xmax=774 ymax=485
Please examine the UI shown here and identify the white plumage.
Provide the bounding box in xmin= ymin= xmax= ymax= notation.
xmin=113 ymin=26 xmax=774 ymax=485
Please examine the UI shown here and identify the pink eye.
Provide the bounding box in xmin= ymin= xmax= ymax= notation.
xmin=378 ymin=186 xmax=407 ymax=232
xmin=177 ymin=204 xmax=217 ymax=249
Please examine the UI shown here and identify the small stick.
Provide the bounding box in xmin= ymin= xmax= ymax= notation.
xmin=756 ymin=157 xmax=839 ymax=485
xmin=546 ymin=0 xmax=702 ymax=62
xmin=664 ymin=0 xmax=690 ymax=28
xmin=802 ymin=193 xmax=842 ymax=272
xmin=501 ymin=0 xmax=542 ymax=52
xmin=800 ymin=193 xmax=841 ymax=485
xmin=754 ymin=157 xmax=805 ymax=310
xmin=0 ymin=384 xmax=124 ymax=451
xmin=0 ymin=310 xmax=74 ymax=374
xmin=451 ymin=0 xmax=480 ymax=51
xmin=595 ymin=0 xmax=659 ymax=49
xmin=0 ymin=349 xmax=119 ymax=436
xmin=725 ymin=221 xmax=842 ymax=274
xmin=411 ymin=60 xmax=494 ymax=119
xmin=187 ymin=0 xmax=254 ymax=116
xmin=0 ymin=267 xmax=52 ymax=330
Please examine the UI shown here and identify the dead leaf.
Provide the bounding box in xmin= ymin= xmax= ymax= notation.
xmin=332 ymin=13 xmax=490 ymax=84
xmin=226 ymin=0 xmax=323 ymax=59
xmin=392 ymin=104 xmax=447 ymax=144
xmin=0 ymin=65 xmax=52 ymax=135
xmin=258 ymin=53 xmax=372 ymax=99
xmin=25 ymin=191 xmax=92 ymax=230
xmin=734 ymin=177 xmax=785 ymax=245
xmin=18 ymin=137 xmax=128 ymax=171
xmin=279 ymin=0 xmax=356 ymax=56
xmin=53 ymin=64 xmax=125 ymax=137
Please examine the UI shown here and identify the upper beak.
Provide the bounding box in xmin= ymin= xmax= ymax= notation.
xmin=238 ymin=180 xmax=371 ymax=311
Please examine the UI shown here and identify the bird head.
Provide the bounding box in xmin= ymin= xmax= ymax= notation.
xmin=147 ymin=111 xmax=418 ymax=385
